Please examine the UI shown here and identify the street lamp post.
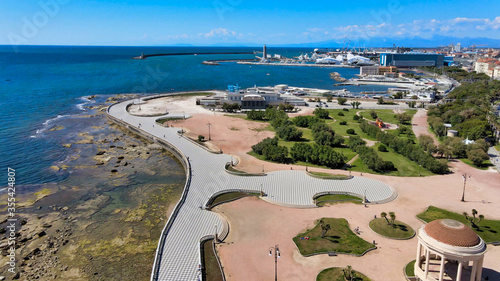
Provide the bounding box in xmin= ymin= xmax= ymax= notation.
xmin=461 ymin=173 xmax=470 ymax=202
xmin=269 ymin=245 xmax=280 ymax=281
xmin=214 ymin=224 xmax=218 ymax=243
xmin=206 ymin=122 xmax=212 ymax=140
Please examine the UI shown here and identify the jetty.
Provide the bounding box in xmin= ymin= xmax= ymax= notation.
xmin=106 ymin=93 xmax=397 ymax=280
xmin=132 ymin=52 xmax=255 ymax=60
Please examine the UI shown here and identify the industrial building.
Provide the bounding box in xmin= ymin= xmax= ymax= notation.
xmin=380 ymin=53 xmax=445 ymax=67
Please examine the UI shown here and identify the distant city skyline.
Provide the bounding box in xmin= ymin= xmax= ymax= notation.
xmin=2 ymin=0 xmax=500 ymax=47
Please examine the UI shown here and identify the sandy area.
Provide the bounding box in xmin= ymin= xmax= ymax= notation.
xmin=215 ymin=165 xmax=500 ymax=281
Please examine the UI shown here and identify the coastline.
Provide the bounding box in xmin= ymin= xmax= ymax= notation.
xmin=0 ymin=96 xmax=186 ymax=280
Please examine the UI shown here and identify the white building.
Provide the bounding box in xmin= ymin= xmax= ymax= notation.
xmin=415 ymin=219 xmax=486 ymax=281
xmin=360 ymin=66 xmax=379 ymax=76
xmin=224 ymin=86 xmax=285 ymax=110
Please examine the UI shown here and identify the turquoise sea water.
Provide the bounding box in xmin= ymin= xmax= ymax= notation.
xmin=0 ymin=45 xmax=389 ymax=185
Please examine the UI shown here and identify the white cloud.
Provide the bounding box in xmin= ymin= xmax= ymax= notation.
xmin=202 ymin=28 xmax=237 ymax=38
xmin=325 ymin=17 xmax=500 ymax=41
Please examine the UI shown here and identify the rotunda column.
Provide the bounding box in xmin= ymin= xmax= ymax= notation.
xmin=457 ymin=261 xmax=464 ymax=281
xmin=438 ymin=255 xmax=446 ymax=281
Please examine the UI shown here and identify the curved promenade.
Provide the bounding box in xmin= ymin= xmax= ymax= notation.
xmin=107 ymin=96 xmax=397 ymax=281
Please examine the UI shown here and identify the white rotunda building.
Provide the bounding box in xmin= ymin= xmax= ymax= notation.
xmin=415 ymin=219 xmax=487 ymax=281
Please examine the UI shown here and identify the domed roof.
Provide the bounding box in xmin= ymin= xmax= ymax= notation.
xmin=424 ymin=219 xmax=480 ymax=247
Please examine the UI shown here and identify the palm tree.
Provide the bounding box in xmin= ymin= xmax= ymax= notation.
xmin=463 ymin=212 xmax=469 ymax=220
xmin=389 ymin=212 xmax=396 ymax=227
xmin=320 ymin=220 xmax=331 ymax=238
xmin=342 ymin=265 xmax=356 ymax=281
xmin=472 ymin=209 xmax=478 ymax=220
xmin=381 ymin=212 xmax=389 ymax=225
xmin=478 ymin=214 xmax=484 ymax=224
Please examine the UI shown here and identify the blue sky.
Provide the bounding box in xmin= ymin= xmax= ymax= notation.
xmin=1 ymin=0 xmax=500 ymax=46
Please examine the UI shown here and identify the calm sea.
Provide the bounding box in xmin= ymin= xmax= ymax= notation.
xmin=0 ymin=45 xmax=388 ymax=185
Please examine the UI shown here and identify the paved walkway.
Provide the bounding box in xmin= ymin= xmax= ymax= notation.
xmin=107 ymin=97 xmax=397 ymax=281
xmin=488 ymin=146 xmax=500 ymax=172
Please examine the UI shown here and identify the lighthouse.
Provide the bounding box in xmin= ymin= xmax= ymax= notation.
xmin=262 ymin=44 xmax=267 ymax=62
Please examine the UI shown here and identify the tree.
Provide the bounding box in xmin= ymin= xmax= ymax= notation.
xmin=389 ymin=212 xmax=396 ymax=227
xmin=314 ymin=108 xmax=330 ymax=119
xmin=381 ymin=212 xmax=389 ymax=225
xmin=418 ymin=135 xmax=436 ymax=153
xmin=338 ymin=97 xmax=347 ymax=105
xmin=396 ymin=113 xmax=412 ymax=124
xmin=247 ymin=110 xmax=266 ymax=120
xmin=478 ymin=215 xmax=484 ymax=224
xmin=276 ymin=125 xmax=303 ymax=141
xmin=320 ymin=220 xmax=331 ymax=238
xmin=251 ymin=137 xmax=278 ymax=155
xmin=342 ymin=265 xmax=356 ymax=281
xmin=408 ymin=101 xmax=416 ymax=108
xmin=393 ymin=92 xmax=404 ymax=99
xmin=327 ymin=96 xmax=333 ymax=102
xmin=198 ymin=135 xmax=205 ymax=142
xmin=351 ymin=101 xmax=361 ymax=109
xmin=464 ymin=209 xmax=483 ymax=227
xmin=378 ymin=144 xmax=388 ymax=152
xmin=467 ymin=148 xmax=489 ymax=167
xmin=222 ymin=103 xmax=241 ymax=112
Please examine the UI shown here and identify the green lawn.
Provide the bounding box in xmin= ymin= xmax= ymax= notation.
xmin=358 ymin=109 xmax=417 ymax=125
xmin=369 ymin=218 xmax=415 ymax=239
xmin=325 ymin=109 xmax=377 ymax=141
xmin=315 ymin=194 xmax=363 ymax=206
xmin=208 ymin=192 xmax=260 ymax=208
xmin=405 ymin=260 xmax=416 ymax=277
xmin=348 ymin=143 xmax=432 ymax=177
xmin=374 ymin=143 xmax=433 ymax=177
xmin=293 ymin=218 xmax=374 ymax=256
xmin=226 ymin=165 xmax=249 ymax=174
xmin=316 ymin=267 xmax=371 ymax=281
xmin=308 ymin=172 xmax=351 ymax=180
xmin=202 ymin=240 xmax=224 ymax=281
xmin=417 ymin=206 xmax=500 ymax=243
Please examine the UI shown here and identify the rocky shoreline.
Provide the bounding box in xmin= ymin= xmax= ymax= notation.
xmin=0 ymin=95 xmax=185 ymax=280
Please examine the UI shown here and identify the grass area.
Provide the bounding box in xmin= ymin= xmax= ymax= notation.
xmin=315 ymin=194 xmax=363 ymax=206
xmin=293 ymin=218 xmax=374 ymax=256
xmin=202 ymin=240 xmax=223 ymax=281
xmin=459 ymin=158 xmax=494 ymax=170
xmin=417 ymin=206 xmax=500 ymax=243
xmin=226 ymin=165 xmax=249 ymax=174
xmin=369 ymin=218 xmax=415 ymax=239
xmin=209 ymin=192 xmax=260 ymax=208
xmin=348 ymin=143 xmax=432 ymax=177
xmin=374 ymin=143 xmax=433 ymax=177
xmin=359 ymin=109 xmax=417 ymax=125
xmin=325 ymin=109 xmax=377 ymax=141
xmin=156 ymin=117 xmax=185 ymax=124
xmin=405 ymin=260 xmax=416 ymax=277
xmin=316 ymin=267 xmax=371 ymax=281
xmin=495 ymin=144 xmax=500 ymax=151
xmin=308 ymin=172 xmax=351 ymax=180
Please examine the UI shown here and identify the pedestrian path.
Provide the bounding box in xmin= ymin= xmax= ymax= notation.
xmin=107 ymin=96 xmax=397 ymax=281
xmin=488 ymin=146 xmax=500 ymax=172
